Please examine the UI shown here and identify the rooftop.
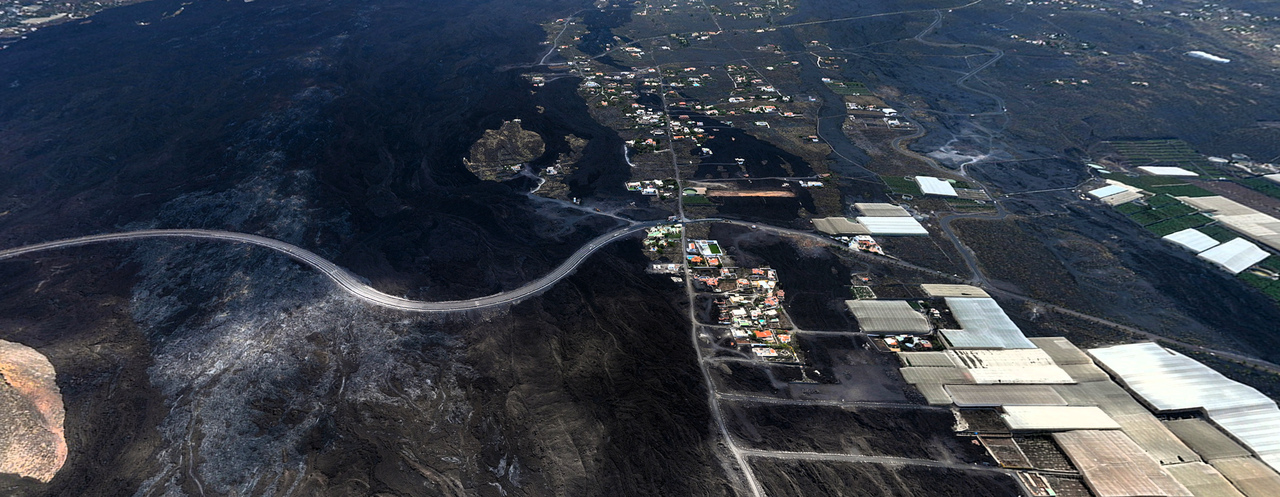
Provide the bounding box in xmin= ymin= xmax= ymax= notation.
xmin=940 ymin=298 xmax=1036 ymax=350
xmin=844 ymin=300 xmax=931 ymax=334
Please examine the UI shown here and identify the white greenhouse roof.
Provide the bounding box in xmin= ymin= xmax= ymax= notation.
xmin=1138 ymin=166 xmax=1198 ymax=177
xmin=1089 ymin=342 xmax=1280 ymax=474
xmin=940 ymin=298 xmax=1035 ymax=349
xmin=1179 ymin=196 xmax=1280 ymax=251
xmin=853 ymin=202 xmax=911 ymax=217
xmin=948 ymin=349 xmax=1074 ymax=384
xmin=1266 ymin=174 xmax=1280 ymax=185
xmin=1163 ymin=228 xmax=1221 ymax=253
xmin=1196 ymin=238 xmax=1269 ymax=274
xmin=1002 ymin=406 xmax=1121 ymax=431
xmin=845 ymin=300 xmax=931 ymax=334
xmin=855 ymin=216 xmax=928 ymax=236
xmin=1089 ymin=185 xmax=1130 ymax=199
xmin=914 ymin=176 xmax=959 ymax=197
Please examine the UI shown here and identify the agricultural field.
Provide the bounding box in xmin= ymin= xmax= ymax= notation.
xmin=825 ymin=81 xmax=870 ymax=96
xmin=1237 ymin=177 xmax=1280 ymax=202
xmin=880 ymin=175 xmax=922 ymax=196
xmin=1238 ymin=257 xmax=1280 ymax=303
xmin=1105 ymin=174 xmax=1215 ymax=197
xmin=1112 ymin=194 xmax=1213 ymax=236
xmin=1105 ymin=139 xmax=1211 ymax=169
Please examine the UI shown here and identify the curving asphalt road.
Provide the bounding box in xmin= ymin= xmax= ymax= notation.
xmin=0 ymin=223 xmax=662 ymax=312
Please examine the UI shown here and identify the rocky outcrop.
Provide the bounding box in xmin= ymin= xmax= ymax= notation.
xmin=0 ymin=339 xmax=66 ymax=483
xmin=465 ymin=119 xmax=545 ymax=180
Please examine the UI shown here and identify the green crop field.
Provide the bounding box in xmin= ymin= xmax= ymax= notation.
xmin=1197 ymin=224 xmax=1239 ymax=243
xmin=827 ymin=81 xmax=870 ymax=95
xmin=1145 ymin=214 xmax=1212 ymax=236
xmin=881 ymin=175 xmax=923 ymax=196
xmin=1239 ymin=177 xmax=1280 ymax=201
xmin=684 ymin=195 xmax=713 ymax=205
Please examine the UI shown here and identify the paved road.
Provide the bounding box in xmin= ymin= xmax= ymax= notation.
xmin=0 ymin=223 xmax=661 ymax=312
xmin=739 ymin=448 xmax=1014 ymax=475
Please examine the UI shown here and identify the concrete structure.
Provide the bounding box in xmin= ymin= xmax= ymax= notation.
xmin=1138 ymin=166 xmax=1198 ymax=177
xmin=853 ymin=203 xmax=911 ymax=217
xmin=855 ymin=216 xmax=928 ymax=236
xmin=812 ymin=217 xmax=869 ymax=235
xmin=1163 ymin=228 xmax=1221 ymax=253
xmin=1196 ymin=238 xmax=1269 ymax=274
xmin=1053 ymin=430 xmax=1193 ymax=497
xmin=914 ymin=176 xmax=958 ymax=197
xmin=940 ymin=298 xmax=1036 ymax=349
xmin=844 ymin=300 xmax=931 ymax=334
xmin=1001 ymin=406 xmax=1121 ymax=431
xmin=1090 ymin=343 xmax=1280 ymax=473
xmin=920 ymin=284 xmax=989 ymax=298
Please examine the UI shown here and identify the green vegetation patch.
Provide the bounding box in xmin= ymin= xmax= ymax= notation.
xmin=1146 ymin=214 xmax=1212 ymax=236
xmin=684 ymin=195 xmax=713 ymax=205
xmin=851 ymin=286 xmax=876 ymax=300
xmin=1146 ymin=193 xmax=1181 ymax=208
xmin=1238 ymin=178 xmax=1280 ymax=201
xmin=880 ymin=175 xmax=922 ymax=196
xmin=1115 ymin=201 xmax=1148 ymax=215
xmin=826 ymin=81 xmax=870 ymax=95
xmin=1198 ymin=224 xmax=1239 ymax=243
